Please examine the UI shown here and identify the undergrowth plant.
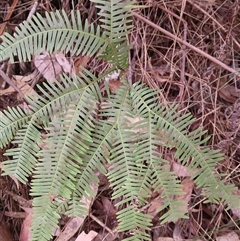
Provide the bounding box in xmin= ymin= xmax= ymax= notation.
xmin=0 ymin=1 xmax=238 ymax=240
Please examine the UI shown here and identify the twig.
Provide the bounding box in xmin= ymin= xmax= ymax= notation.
xmin=131 ymin=11 xmax=240 ymax=77
xmin=0 ymin=68 xmax=28 ymax=103
xmin=27 ymin=1 xmax=39 ymax=21
xmin=157 ymin=5 xmax=188 ymax=99
xmin=187 ymin=0 xmax=226 ymax=32
xmin=0 ymin=0 xmax=19 ymax=36
xmin=89 ymin=213 xmax=115 ymax=237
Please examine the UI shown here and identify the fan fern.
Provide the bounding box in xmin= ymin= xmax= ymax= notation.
xmin=0 ymin=0 xmax=238 ymax=240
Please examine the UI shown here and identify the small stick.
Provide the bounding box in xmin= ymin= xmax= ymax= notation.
xmin=89 ymin=214 xmax=115 ymax=237
xmin=0 ymin=68 xmax=28 ymax=103
xmin=27 ymin=1 xmax=39 ymax=21
xmin=0 ymin=0 xmax=19 ymax=36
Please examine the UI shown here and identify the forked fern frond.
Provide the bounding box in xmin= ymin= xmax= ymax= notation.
xmin=0 ymin=0 xmax=238 ymax=240
xmin=130 ymin=83 xmax=238 ymax=209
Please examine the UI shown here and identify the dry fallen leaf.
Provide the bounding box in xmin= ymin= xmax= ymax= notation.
xmin=13 ymin=73 xmax=36 ymax=83
xmin=218 ymin=77 xmax=240 ymax=103
xmin=147 ymin=196 xmax=164 ymax=217
xmin=156 ymin=238 xmax=203 ymax=241
xmin=75 ymin=231 xmax=98 ymax=241
xmin=0 ymin=79 xmax=35 ymax=99
xmin=55 ymin=53 xmax=72 ymax=74
xmin=34 ymin=52 xmax=62 ymax=82
xmin=19 ymin=207 xmax=32 ymax=241
xmin=172 ymin=162 xmax=199 ymax=178
xmin=101 ymin=196 xmax=116 ymax=217
xmin=172 ymin=162 xmax=190 ymax=177
xmin=156 ymin=238 xmax=174 ymax=241
xmin=108 ymin=79 xmax=123 ymax=93
xmin=216 ymin=231 xmax=239 ymax=241
xmin=94 ymin=230 xmax=117 ymax=241
xmin=55 ymin=217 xmax=85 ymax=241
xmin=73 ymin=55 xmax=90 ymax=76
xmin=174 ymin=177 xmax=194 ymax=213
xmin=34 ymin=52 xmax=72 ymax=83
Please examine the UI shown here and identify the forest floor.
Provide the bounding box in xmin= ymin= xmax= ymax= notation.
xmin=0 ymin=0 xmax=240 ymax=240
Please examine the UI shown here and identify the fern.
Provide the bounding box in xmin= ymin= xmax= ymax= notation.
xmin=0 ymin=0 xmax=238 ymax=240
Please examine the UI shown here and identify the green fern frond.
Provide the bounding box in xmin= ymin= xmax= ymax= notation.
xmin=27 ymin=72 xmax=98 ymax=125
xmin=131 ymin=117 xmax=188 ymax=223
xmin=117 ymin=206 xmax=152 ymax=241
xmin=3 ymin=123 xmax=40 ymax=184
xmin=0 ymin=106 xmax=31 ymax=148
xmin=67 ymin=120 xmax=112 ymax=216
xmin=100 ymin=42 xmax=130 ymax=69
xmin=151 ymin=162 xmax=188 ymax=223
xmin=99 ymin=83 xmax=153 ymax=239
xmin=29 ymin=76 xmax=101 ymax=239
xmin=1 ymin=72 xmax=98 ymax=183
xmin=0 ymin=10 xmax=107 ymax=62
xmin=130 ymin=83 xmax=238 ymax=208
xmin=1 ymin=0 xmax=238 ymax=239
xmin=92 ymin=0 xmax=133 ymax=68
xmin=92 ymin=0 xmax=133 ymax=41
xmin=31 ymin=197 xmax=61 ymax=241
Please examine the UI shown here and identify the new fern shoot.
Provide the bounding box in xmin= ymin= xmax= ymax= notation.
xmin=0 ymin=1 xmax=238 ymax=240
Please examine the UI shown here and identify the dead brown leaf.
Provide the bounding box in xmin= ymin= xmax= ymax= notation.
xmin=171 ymin=162 xmax=199 ymax=178
xmin=155 ymin=238 xmax=174 ymax=241
xmin=108 ymin=80 xmax=123 ymax=93
xmin=218 ymin=77 xmax=240 ymax=103
xmin=55 ymin=53 xmax=72 ymax=74
xmin=13 ymin=74 xmax=35 ymax=83
xmin=216 ymin=231 xmax=240 ymax=241
xmin=56 ymin=183 xmax=98 ymax=241
xmin=55 ymin=217 xmax=85 ymax=241
xmin=174 ymin=177 xmax=194 ymax=213
xmin=147 ymin=196 xmax=164 ymax=217
xmin=73 ymin=55 xmax=90 ymax=76
xmin=101 ymin=196 xmax=116 ymax=217
xmin=172 ymin=162 xmax=190 ymax=177
xmin=75 ymin=230 xmax=98 ymax=241
xmin=0 ymin=79 xmax=35 ymax=99
xmin=19 ymin=207 xmax=32 ymax=241
xmin=34 ymin=52 xmax=72 ymax=83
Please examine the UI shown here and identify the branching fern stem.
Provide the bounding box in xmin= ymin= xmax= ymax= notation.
xmin=131 ymin=83 xmax=238 ymax=208
xmin=0 ymin=0 xmax=238 ymax=240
